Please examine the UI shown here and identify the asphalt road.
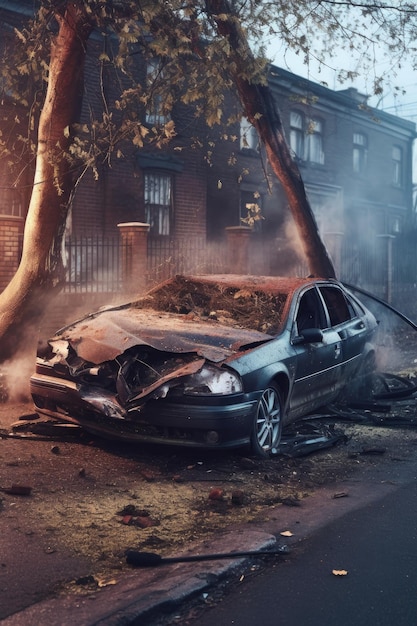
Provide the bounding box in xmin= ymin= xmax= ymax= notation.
xmin=2 ymin=399 xmax=417 ymax=625
xmin=185 ymin=476 xmax=417 ymax=626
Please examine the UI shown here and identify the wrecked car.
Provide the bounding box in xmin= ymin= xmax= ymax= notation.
xmin=30 ymin=274 xmax=378 ymax=456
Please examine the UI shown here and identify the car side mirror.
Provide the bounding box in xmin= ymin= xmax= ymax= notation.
xmin=293 ymin=328 xmax=324 ymax=345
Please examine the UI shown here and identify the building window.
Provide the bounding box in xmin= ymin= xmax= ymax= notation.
xmin=306 ymin=119 xmax=324 ymax=164
xmin=390 ymin=216 xmax=401 ymax=234
xmin=392 ymin=146 xmax=403 ymax=186
xmin=144 ymin=172 xmax=172 ymax=236
xmin=290 ymin=111 xmax=304 ymax=159
xmin=353 ymin=132 xmax=368 ymax=173
xmin=240 ymin=118 xmax=258 ymax=151
xmin=145 ymin=59 xmax=169 ymax=126
xmin=290 ymin=112 xmax=324 ymax=164
xmin=0 ymin=187 xmax=24 ymax=217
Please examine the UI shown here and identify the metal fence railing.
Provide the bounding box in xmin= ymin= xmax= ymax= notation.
xmin=61 ymin=233 xmax=417 ymax=321
xmin=63 ymin=235 xmax=122 ymax=293
xmin=146 ymin=237 xmax=227 ymax=284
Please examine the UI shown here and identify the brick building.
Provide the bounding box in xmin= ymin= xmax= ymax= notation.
xmin=206 ymin=67 xmax=416 ymax=270
xmin=1 ymin=2 xmax=416 ymax=296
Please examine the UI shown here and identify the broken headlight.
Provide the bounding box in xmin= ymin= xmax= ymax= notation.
xmin=183 ymin=364 xmax=242 ymax=395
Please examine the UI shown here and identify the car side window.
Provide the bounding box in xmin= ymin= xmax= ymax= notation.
xmin=319 ymin=286 xmax=355 ymax=327
xmin=295 ymin=289 xmax=325 ymax=333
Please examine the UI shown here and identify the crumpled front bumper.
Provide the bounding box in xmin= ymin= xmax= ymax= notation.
xmin=30 ymin=370 xmax=259 ymax=449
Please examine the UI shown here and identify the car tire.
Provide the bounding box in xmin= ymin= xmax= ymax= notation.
xmin=250 ymin=384 xmax=283 ymax=458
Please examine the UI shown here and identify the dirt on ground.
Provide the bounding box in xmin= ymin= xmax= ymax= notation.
xmin=2 ymin=371 xmax=417 ymax=600
xmin=1 ymin=307 xmax=417 ymax=614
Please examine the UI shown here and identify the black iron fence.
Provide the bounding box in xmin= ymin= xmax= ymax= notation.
xmin=61 ymin=233 xmax=417 ymax=320
xmin=63 ymin=235 xmax=122 ymax=293
xmin=63 ymin=235 xmax=229 ymax=293
xmin=147 ymin=237 xmax=227 ymax=284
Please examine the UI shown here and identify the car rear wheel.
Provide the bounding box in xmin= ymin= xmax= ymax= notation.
xmin=251 ymin=384 xmax=283 ymax=457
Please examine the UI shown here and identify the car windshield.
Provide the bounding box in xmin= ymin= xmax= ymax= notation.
xmin=133 ymin=275 xmax=289 ymax=335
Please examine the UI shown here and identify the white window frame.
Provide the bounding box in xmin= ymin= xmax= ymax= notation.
xmin=0 ymin=187 xmax=24 ymax=217
xmin=392 ymin=145 xmax=403 ymax=186
xmin=144 ymin=172 xmax=172 ymax=236
xmin=307 ymin=118 xmax=324 ymax=165
xmin=290 ymin=111 xmax=305 ymax=159
xmin=353 ymin=132 xmax=368 ymax=173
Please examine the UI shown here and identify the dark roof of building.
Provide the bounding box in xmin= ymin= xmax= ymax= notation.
xmin=268 ymin=64 xmax=416 ymax=136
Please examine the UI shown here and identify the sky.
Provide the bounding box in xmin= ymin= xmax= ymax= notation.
xmin=265 ymin=38 xmax=417 ymax=184
xmin=266 ymin=44 xmax=417 ymax=125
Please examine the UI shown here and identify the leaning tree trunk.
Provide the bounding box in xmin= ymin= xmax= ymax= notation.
xmin=206 ymin=0 xmax=336 ymax=279
xmin=0 ymin=4 xmax=92 ymax=361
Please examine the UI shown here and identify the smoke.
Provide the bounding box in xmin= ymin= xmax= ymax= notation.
xmin=284 ymin=218 xmax=306 ymax=261
xmin=1 ymin=353 xmax=34 ymax=402
xmin=271 ymin=218 xmax=308 ymax=277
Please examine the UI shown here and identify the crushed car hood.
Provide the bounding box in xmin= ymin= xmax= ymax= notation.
xmin=53 ymin=307 xmax=274 ymax=364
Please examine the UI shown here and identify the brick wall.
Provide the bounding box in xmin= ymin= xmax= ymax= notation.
xmin=0 ymin=217 xmax=23 ymax=291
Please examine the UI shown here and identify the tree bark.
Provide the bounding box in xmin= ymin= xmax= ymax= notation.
xmin=206 ymin=0 xmax=336 ymax=279
xmin=0 ymin=4 xmax=92 ymax=361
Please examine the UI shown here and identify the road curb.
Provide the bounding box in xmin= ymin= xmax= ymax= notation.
xmin=2 ymin=530 xmax=278 ymax=626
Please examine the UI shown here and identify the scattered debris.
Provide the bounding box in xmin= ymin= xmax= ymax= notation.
xmin=75 ymin=575 xmax=97 ymax=587
xmin=280 ymin=497 xmax=301 ymax=507
xmin=332 ymin=492 xmax=349 ymax=499
xmin=116 ymin=504 xmax=159 ymax=528
xmin=332 ymin=569 xmax=348 ymax=576
xmin=373 ymin=373 xmax=417 ymax=400
xmin=1 ymin=355 xmax=417 ymax=612
xmin=231 ymin=490 xmax=245 ymax=505
xmin=313 ymin=372 xmax=417 ymax=429
xmin=125 ymin=544 xmax=290 ymax=567
xmin=239 ymin=457 xmax=258 ymax=470
xmin=360 ymin=447 xmax=387 ymax=456
xmin=6 ymin=418 xmax=86 ymax=441
xmin=97 ymin=577 xmax=117 ymax=588
xmin=278 ymin=422 xmax=347 ymax=457
xmin=208 ymin=488 xmax=225 ymax=501
xmin=0 ymin=484 xmax=32 ymax=496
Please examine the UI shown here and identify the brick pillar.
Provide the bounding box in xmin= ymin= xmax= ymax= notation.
xmin=118 ymin=222 xmax=150 ymax=294
xmin=225 ymin=226 xmax=252 ymax=274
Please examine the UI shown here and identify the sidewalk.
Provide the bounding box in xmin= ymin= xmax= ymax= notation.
xmin=3 ymin=463 xmax=412 ymax=626
xmin=2 ymin=398 xmax=417 ymax=625
xmin=1 ymin=530 xmax=277 ymax=626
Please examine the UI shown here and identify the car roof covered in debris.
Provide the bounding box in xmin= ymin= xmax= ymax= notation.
xmin=144 ymin=274 xmax=320 ymax=298
xmin=48 ymin=275 xmax=322 ymax=364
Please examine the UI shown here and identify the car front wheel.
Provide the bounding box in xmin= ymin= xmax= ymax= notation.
xmin=251 ymin=384 xmax=283 ymax=457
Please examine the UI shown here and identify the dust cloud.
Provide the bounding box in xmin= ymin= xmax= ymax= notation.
xmin=1 ymin=353 xmax=33 ymax=402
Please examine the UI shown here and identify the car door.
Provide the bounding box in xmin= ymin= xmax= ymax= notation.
xmin=318 ymin=285 xmax=369 ymax=381
xmin=289 ymin=286 xmax=344 ymax=418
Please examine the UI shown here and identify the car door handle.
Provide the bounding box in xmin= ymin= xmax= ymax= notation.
xmin=334 ymin=343 xmax=341 ymax=358
xmin=354 ymin=321 xmax=365 ymax=330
